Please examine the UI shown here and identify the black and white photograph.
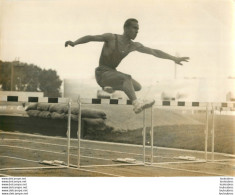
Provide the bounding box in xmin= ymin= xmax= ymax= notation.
xmin=0 ymin=0 xmax=234 ymax=194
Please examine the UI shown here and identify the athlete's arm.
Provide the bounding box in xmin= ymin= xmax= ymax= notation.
xmin=134 ymin=42 xmax=189 ymax=65
xmin=65 ymin=33 xmax=113 ymax=47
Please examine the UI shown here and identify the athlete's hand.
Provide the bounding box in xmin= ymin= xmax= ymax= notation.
xmin=65 ymin=41 xmax=75 ymax=47
xmin=174 ymin=57 xmax=190 ymax=65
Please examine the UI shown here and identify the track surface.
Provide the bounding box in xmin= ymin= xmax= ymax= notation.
xmin=0 ymin=131 xmax=234 ymax=177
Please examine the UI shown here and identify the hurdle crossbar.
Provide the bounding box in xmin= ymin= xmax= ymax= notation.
xmin=80 ymin=98 xmax=132 ymax=105
xmin=155 ymin=101 xmax=235 ymax=108
xmin=2 ymin=96 xmax=234 ymax=108
xmin=78 ymin=98 xmax=235 ymax=108
xmin=0 ymin=95 xmax=69 ymax=103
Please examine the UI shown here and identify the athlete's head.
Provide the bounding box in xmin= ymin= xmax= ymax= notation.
xmin=123 ymin=18 xmax=139 ymax=40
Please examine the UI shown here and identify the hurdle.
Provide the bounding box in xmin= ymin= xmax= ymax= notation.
xmin=76 ymin=97 xmax=154 ymax=168
xmin=210 ymin=102 xmax=235 ymax=162
xmin=150 ymin=101 xmax=210 ymax=164
xmin=150 ymin=101 xmax=235 ymax=165
xmin=0 ymin=95 xmax=72 ymax=169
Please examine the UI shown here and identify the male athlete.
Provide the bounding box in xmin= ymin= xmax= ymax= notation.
xmin=65 ymin=18 xmax=189 ymax=113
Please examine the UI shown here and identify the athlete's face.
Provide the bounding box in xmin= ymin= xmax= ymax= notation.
xmin=125 ymin=22 xmax=139 ymax=40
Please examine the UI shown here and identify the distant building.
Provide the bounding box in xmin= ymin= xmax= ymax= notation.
xmin=63 ymin=79 xmax=98 ymax=102
xmin=226 ymin=91 xmax=235 ymax=101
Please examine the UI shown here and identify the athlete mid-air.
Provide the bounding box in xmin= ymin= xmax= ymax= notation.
xmin=65 ymin=18 xmax=189 ymax=113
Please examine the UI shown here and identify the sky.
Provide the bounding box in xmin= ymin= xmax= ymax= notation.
xmin=0 ymin=0 xmax=234 ymax=87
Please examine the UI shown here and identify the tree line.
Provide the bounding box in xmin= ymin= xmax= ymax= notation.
xmin=0 ymin=60 xmax=62 ymax=97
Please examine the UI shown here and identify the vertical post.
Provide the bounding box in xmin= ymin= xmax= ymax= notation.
xmin=205 ymin=103 xmax=209 ymax=161
xmin=174 ymin=63 xmax=177 ymax=79
xmin=211 ymin=104 xmax=215 ymax=161
xmin=143 ymin=109 xmax=146 ymax=165
xmin=62 ymin=79 xmax=65 ymax=98
xmin=11 ymin=64 xmax=14 ymax=91
xmin=150 ymin=106 xmax=154 ymax=164
xmin=77 ymin=96 xmax=82 ymax=168
xmin=66 ymin=99 xmax=72 ymax=167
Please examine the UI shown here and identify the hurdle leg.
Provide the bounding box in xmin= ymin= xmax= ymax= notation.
xmin=211 ymin=104 xmax=215 ymax=161
xmin=204 ymin=103 xmax=209 ymax=161
xmin=77 ymin=96 xmax=82 ymax=168
xmin=66 ymin=99 xmax=72 ymax=167
xmin=143 ymin=109 xmax=146 ymax=165
xmin=150 ymin=106 xmax=154 ymax=164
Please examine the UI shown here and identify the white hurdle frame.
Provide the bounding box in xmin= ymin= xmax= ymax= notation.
xmin=77 ymin=96 xmax=82 ymax=168
xmin=143 ymin=109 xmax=146 ymax=165
xmin=205 ymin=103 xmax=209 ymax=161
xmin=66 ymin=99 xmax=72 ymax=167
xmin=150 ymin=101 xmax=211 ymax=164
xmin=0 ymin=95 xmax=72 ymax=168
xmin=76 ymin=97 xmax=154 ymax=167
xmin=150 ymin=106 xmax=154 ymax=164
xmin=150 ymin=101 xmax=235 ymax=164
xmin=211 ymin=104 xmax=215 ymax=161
